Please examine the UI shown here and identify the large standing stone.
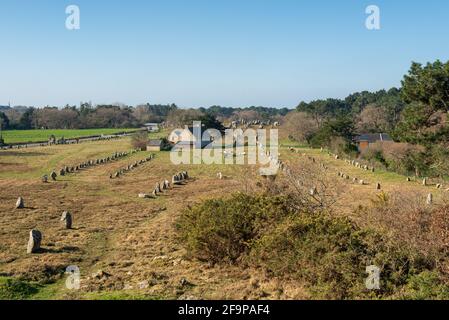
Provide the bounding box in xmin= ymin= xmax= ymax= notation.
xmin=27 ymin=230 xmax=42 ymax=254
xmin=16 ymin=197 xmax=24 ymax=209
xmin=61 ymin=211 xmax=73 ymax=229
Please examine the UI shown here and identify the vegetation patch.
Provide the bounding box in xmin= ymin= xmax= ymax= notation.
xmin=177 ymin=193 xmax=448 ymax=299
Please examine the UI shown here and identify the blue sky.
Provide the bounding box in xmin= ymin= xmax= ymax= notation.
xmin=1 ymin=0 xmax=448 ymax=108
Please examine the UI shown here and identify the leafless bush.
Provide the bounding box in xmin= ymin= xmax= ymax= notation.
xmin=271 ymin=160 xmax=341 ymax=213
xmin=130 ymin=131 xmax=148 ymax=150
xmin=356 ymin=191 xmax=449 ymax=274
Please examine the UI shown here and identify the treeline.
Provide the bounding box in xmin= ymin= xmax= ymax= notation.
xmin=0 ymin=103 xmax=288 ymax=131
xmin=284 ymin=60 xmax=449 ymax=177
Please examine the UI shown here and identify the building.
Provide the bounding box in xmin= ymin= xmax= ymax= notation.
xmin=355 ymin=133 xmax=392 ymax=152
xmin=147 ymin=139 xmax=163 ymax=152
xmin=168 ymin=126 xmax=197 ymax=144
xmin=144 ymin=123 xmax=160 ymax=132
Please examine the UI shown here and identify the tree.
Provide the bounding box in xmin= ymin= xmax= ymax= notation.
xmin=0 ymin=112 xmax=10 ymax=130
xmin=282 ymin=111 xmax=318 ymax=143
xmin=401 ymin=60 xmax=449 ymax=112
xmin=131 ymin=131 xmax=149 ymax=151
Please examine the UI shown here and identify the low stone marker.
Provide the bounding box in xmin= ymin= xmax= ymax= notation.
xmin=376 ymin=182 xmax=381 ymax=190
xmin=16 ymin=197 xmax=24 ymax=209
xmin=426 ymin=193 xmax=433 ymax=205
xmin=50 ymin=171 xmax=57 ymax=181
xmin=42 ymin=175 xmax=48 ymax=183
xmin=27 ymin=229 xmax=42 ymax=254
xmin=61 ymin=211 xmax=73 ymax=229
xmin=423 ymin=178 xmax=427 ymax=186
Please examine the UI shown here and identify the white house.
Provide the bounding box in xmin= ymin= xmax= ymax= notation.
xmin=144 ymin=123 xmax=160 ymax=132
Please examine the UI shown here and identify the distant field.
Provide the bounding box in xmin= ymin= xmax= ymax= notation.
xmin=1 ymin=128 xmax=137 ymax=144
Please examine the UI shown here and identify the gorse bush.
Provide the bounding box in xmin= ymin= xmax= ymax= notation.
xmin=177 ymin=193 xmax=448 ymax=299
xmin=177 ymin=193 xmax=294 ymax=264
xmin=0 ymin=277 xmax=39 ymax=300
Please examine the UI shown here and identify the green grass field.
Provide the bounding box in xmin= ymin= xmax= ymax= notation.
xmin=1 ymin=128 xmax=137 ymax=144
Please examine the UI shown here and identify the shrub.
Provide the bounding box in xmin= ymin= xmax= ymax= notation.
xmin=176 ymin=193 xmax=293 ymax=264
xmin=177 ymin=192 xmax=448 ymax=299
xmin=130 ymin=131 xmax=148 ymax=150
xmin=0 ymin=277 xmax=39 ymax=300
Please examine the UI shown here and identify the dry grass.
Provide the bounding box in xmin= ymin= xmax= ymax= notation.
xmin=1 ymin=136 xmax=448 ymax=300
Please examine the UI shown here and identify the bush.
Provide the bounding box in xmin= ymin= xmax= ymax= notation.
xmin=0 ymin=277 xmax=39 ymax=300
xmin=176 ymin=193 xmax=293 ymax=264
xmin=130 ymin=131 xmax=148 ymax=150
xmin=177 ymin=193 xmax=448 ymax=299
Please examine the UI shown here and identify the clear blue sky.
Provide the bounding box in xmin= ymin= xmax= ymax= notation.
xmin=1 ymin=0 xmax=448 ymax=108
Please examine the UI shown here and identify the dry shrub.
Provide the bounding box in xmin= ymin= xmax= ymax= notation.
xmin=276 ymin=160 xmax=341 ymax=213
xmin=130 ymin=131 xmax=148 ymax=150
xmin=356 ymin=191 xmax=449 ymax=276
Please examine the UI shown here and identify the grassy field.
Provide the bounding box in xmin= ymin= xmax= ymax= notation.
xmin=1 ymin=129 xmax=137 ymax=144
xmin=0 ymin=134 xmax=448 ymax=300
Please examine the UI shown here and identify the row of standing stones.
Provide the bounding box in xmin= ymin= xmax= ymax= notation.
xmin=328 ymin=151 xmax=443 ymax=206
xmin=41 ymin=149 xmax=142 ymax=183
xmin=110 ymin=154 xmax=155 ymax=179
xmin=290 ymin=148 xmax=441 ymax=206
xmin=17 ymin=149 xmax=143 ymax=254
xmin=138 ymin=171 xmax=190 ymax=199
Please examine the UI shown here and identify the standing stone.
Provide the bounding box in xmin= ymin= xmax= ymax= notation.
xmin=217 ymin=172 xmax=223 ymax=180
xmin=161 ymin=181 xmax=167 ymax=190
xmin=376 ymin=182 xmax=381 ymax=190
xmin=152 ymin=189 xmax=158 ymax=197
xmin=310 ymin=187 xmax=317 ymax=196
xmin=423 ymin=178 xmax=427 ymax=186
xmin=426 ymin=193 xmax=433 ymax=205
xmin=406 ymin=177 xmax=411 ymax=182
xmin=42 ymin=175 xmax=48 ymax=183
xmin=155 ymin=183 xmax=162 ymax=193
xmin=59 ymin=168 xmax=66 ymax=176
xmin=359 ymin=180 xmax=365 ymax=185
xmin=16 ymin=197 xmax=24 ymax=209
xmin=61 ymin=211 xmax=73 ymax=229
xmin=27 ymin=230 xmax=42 ymax=254
xmin=50 ymin=171 xmax=57 ymax=181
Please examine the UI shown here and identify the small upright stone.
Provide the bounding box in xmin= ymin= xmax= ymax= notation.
xmin=16 ymin=197 xmax=24 ymax=209
xmin=27 ymin=229 xmax=42 ymax=254
xmin=42 ymin=175 xmax=48 ymax=183
xmin=50 ymin=171 xmax=57 ymax=181
xmin=59 ymin=168 xmax=66 ymax=176
xmin=376 ymin=182 xmax=381 ymax=190
xmin=426 ymin=193 xmax=433 ymax=205
xmin=61 ymin=211 xmax=73 ymax=229
xmin=423 ymin=178 xmax=427 ymax=186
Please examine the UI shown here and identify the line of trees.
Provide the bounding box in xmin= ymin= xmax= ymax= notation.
xmin=284 ymin=59 xmax=449 ymax=177
xmin=0 ymin=103 xmax=289 ymax=131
